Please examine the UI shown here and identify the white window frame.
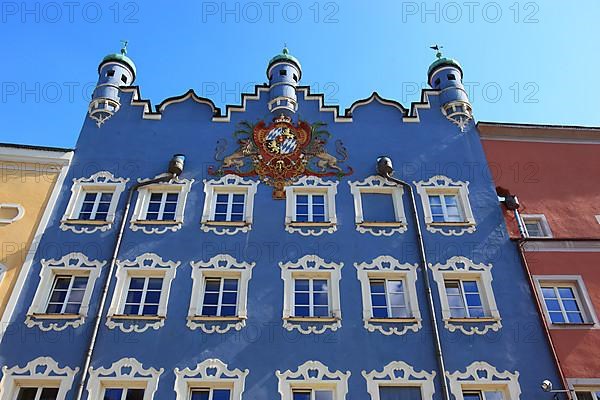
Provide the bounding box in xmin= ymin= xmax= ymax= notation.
xmin=568 ymin=379 xmax=600 ymax=400
xmin=285 ymin=176 xmax=338 ymax=236
xmin=277 ymin=361 xmax=350 ymax=400
xmin=362 ymin=361 xmax=436 ymax=400
xmin=521 ymin=214 xmax=552 ymax=238
xmin=0 ymin=357 xmax=79 ymax=400
xmin=106 ymin=253 xmax=180 ymax=333
xmin=25 ymin=253 xmax=105 ymax=331
xmin=414 ymin=175 xmax=475 ymax=236
xmin=60 ymin=171 xmax=128 ymax=234
xmin=174 ymin=359 xmax=248 ymax=400
xmin=86 ymin=358 xmax=163 ymax=400
xmin=348 ymin=175 xmax=407 ymax=236
xmin=0 ymin=203 xmax=25 ymax=224
xmin=430 ymin=256 xmax=501 ymax=335
xmin=354 ymin=256 xmax=421 ymax=335
xmin=130 ymin=175 xmax=194 ymax=234
xmin=280 ymin=255 xmax=343 ymax=334
xmin=201 ymin=174 xmax=259 ymax=235
xmin=446 ymin=361 xmax=521 ymax=400
xmin=187 ymin=254 xmax=255 ymax=333
xmin=533 ymin=275 xmax=599 ymax=329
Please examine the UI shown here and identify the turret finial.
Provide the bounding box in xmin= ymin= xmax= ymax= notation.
xmin=283 ymin=44 xmax=288 ymax=54
xmin=120 ymin=40 xmax=129 ymax=55
xmin=430 ymin=44 xmax=443 ymax=59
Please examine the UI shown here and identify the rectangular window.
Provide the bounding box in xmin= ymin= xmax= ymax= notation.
xmin=190 ymin=388 xmax=231 ymax=400
xmin=295 ymin=194 xmax=327 ymax=223
xmin=445 ymin=280 xmax=485 ymax=318
xmin=201 ymin=277 xmax=239 ymax=317
xmin=369 ymin=279 xmax=410 ymax=318
xmin=45 ymin=275 xmax=88 ymax=314
xmin=379 ymin=386 xmax=423 ymax=400
xmin=103 ymin=388 xmax=145 ymax=400
xmin=575 ymin=391 xmax=600 ymax=400
xmin=123 ymin=277 xmax=163 ymax=316
xmin=292 ymin=389 xmax=333 ymax=400
xmin=361 ymin=193 xmax=397 ymax=223
xmin=78 ymin=191 xmax=113 ymax=221
xmin=213 ymin=193 xmax=246 ymax=222
xmin=294 ymin=278 xmax=330 ymax=317
xmin=144 ymin=192 xmax=179 ymax=221
xmin=541 ymin=285 xmax=585 ymax=323
xmin=463 ymin=391 xmax=504 ymax=400
xmin=428 ymin=194 xmax=463 ymax=223
xmin=16 ymin=387 xmax=59 ymax=400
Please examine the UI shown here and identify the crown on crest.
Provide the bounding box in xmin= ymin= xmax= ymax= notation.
xmin=273 ymin=114 xmax=292 ymax=124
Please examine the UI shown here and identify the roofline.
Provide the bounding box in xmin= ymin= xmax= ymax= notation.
xmin=477 ymin=121 xmax=600 ymax=131
xmin=477 ymin=121 xmax=600 ymax=144
xmin=0 ymin=142 xmax=74 ymax=165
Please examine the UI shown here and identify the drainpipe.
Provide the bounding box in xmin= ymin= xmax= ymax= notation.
xmin=74 ymin=154 xmax=186 ymax=400
xmin=376 ymin=156 xmax=451 ymax=400
xmin=499 ymin=194 xmax=571 ymax=400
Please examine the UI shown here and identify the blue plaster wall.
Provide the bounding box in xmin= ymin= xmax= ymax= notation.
xmin=0 ymin=79 xmax=560 ymax=400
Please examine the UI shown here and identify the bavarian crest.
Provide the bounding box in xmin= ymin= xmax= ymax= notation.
xmin=209 ymin=115 xmax=352 ymax=198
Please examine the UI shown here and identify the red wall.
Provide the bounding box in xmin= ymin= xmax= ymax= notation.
xmin=481 ymin=138 xmax=600 ymax=239
xmin=481 ymin=126 xmax=600 ymax=379
xmin=527 ymin=252 xmax=600 ymax=379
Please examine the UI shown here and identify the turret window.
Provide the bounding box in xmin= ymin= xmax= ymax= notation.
xmin=107 ymin=70 xmax=115 ymax=77
xmin=447 ymin=74 xmax=456 ymax=81
xmin=121 ymin=74 xmax=128 ymax=83
xmin=434 ymin=78 xmax=441 ymax=87
xmin=293 ymin=74 xmax=298 ymax=82
xmin=280 ymin=69 xmax=287 ymax=76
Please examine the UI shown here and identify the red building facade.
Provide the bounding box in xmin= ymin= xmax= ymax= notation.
xmin=479 ymin=122 xmax=600 ymax=399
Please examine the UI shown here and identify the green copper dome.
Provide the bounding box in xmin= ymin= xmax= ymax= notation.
xmin=99 ymin=48 xmax=136 ymax=79
xmin=427 ymin=57 xmax=462 ymax=80
xmin=268 ymin=47 xmax=302 ymax=71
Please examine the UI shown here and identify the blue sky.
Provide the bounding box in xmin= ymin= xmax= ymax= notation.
xmin=1 ymin=1 xmax=598 ymax=148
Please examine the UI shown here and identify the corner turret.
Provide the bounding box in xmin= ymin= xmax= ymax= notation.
xmin=267 ymin=46 xmax=301 ymax=117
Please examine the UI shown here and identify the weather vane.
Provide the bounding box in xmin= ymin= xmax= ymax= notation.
xmin=120 ymin=40 xmax=128 ymax=55
xmin=430 ymin=44 xmax=443 ymax=59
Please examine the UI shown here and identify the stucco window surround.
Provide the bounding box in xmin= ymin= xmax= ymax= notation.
xmin=174 ymin=359 xmax=248 ymax=400
xmin=0 ymin=357 xmax=79 ymax=400
xmin=446 ymin=361 xmax=521 ymax=400
xmin=276 ymin=361 xmax=350 ymax=400
xmin=533 ymin=275 xmax=599 ymax=329
xmin=280 ymin=255 xmax=343 ymax=334
xmin=60 ymin=171 xmax=129 ymax=234
xmin=568 ymin=379 xmax=600 ymax=400
xmin=348 ymin=175 xmax=407 ymax=236
xmin=429 ymin=256 xmax=501 ymax=335
xmin=521 ymin=214 xmax=553 ymax=238
xmin=25 ymin=253 xmax=106 ymax=332
xmin=201 ymin=174 xmax=259 ymax=235
xmin=106 ymin=253 xmax=180 ymax=333
xmin=129 ymin=174 xmax=194 ymax=234
xmin=86 ymin=358 xmax=163 ymax=400
xmin=285 ymin=176 xmax=338 ymax=236
xmin=0 ymin=203 xmax=25 ymax=224
xmin=187 ymin=254 xmax=255 ymax=333
xmin=413 ymin=175 xmax=475 ymax=236
xmin=362 ymin=361 xmax=436 ymax=400
xmin=354 ymin=256 xmax=421 ymax=335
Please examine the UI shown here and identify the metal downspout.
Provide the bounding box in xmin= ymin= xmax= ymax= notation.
xmin=74 ymin=172 xmax=176 ymax=400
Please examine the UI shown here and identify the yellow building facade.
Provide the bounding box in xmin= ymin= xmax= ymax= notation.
xmin=0 ymin=144 xmax=72 ymax=329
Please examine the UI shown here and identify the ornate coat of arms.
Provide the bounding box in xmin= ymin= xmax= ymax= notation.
xmin=209 ymin=115 xmax=352 ymax=198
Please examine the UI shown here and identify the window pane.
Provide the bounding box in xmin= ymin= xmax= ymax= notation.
xmin=295 ymin=279 xmax=310 ymax=291
xmin=142 ymin=304 xmax=159 ymax=315
xmin=390 ymin=306 xmax=410 ymax=318
xmin=293 ymin=391 xmax=311 ymax=400
xmin=296 ymin=195 xmax=309 ymax=204
xmin=166 ymin=193 xmax=179 ymax=202
xmin=362 ymin=193 xmax=396 ymax=222
xmin=313 ymin=280 xmax=328 ymax=292
xmin=313 ymin=293 xmax=328 ymax=306
xmin=17 ymin=388 xmax=38 ymax=400
xmin=563 ymin=299 xmax=581 ymax=312
xmin=123 ymin=304 xmax=140 ymax=315
xmin=575 ymin=392 xmax=594 ymax=400
xmin=213 ymin=389 xmax=231 ymax=400
xmin=567 ymin=312 xmax=584 ymax=323
xmin=295 ymin=306 xmax=310 ymax=317
xmin=221 ymin=306 xmax=237 ymax=316
xmin=541 ymin=287 xmax=556 ymax=299
xmin=295 ymin=293 xmax=310 ymax=305
xmin=223 ymin=279 xmax=238 ymax=291
xmin=373 ymin=307 xmax=389 ymax=318
xmin=38 ymin=388 xmax=59 ymax=400
xmin=222 ymin=292 xmax=238 ymax=305
xmin=103 ymin=388 xmax=124 ymax=400
xmin=544 ymin=299 xmax=561 ymax=312
xmin=205 ymin=278 xmax=221 ymax=292
xmin=201 ymin=306 xmax=218 ymax=316
xmin=370 ymin=280 xmax=386 ymax=294
xmin=313 ymin=305 xmax=329 ymax=317
xmin=144 ymin=291 xmax=161 ymax=304
xmin=129 ymin=278 xmax=145 ymax=290
xmin=379 ymin=386 xmax=422 ymax=400
xmin=315 ymin=390 xmax=333 ymax=400
xmin=462 ymin=392 xmax=482 ymax=400
xmin=147 ymin=278 xmax=163 ymax=290
xmin=549 ymin=311 xmax=565 ymax=323
xmin=558 ymin=287 xmax=576 ymax=299
xmin=484 ymin=391 xmax=504 ymax=400
xmin=125 ymin=389 xmax=145 ymax=400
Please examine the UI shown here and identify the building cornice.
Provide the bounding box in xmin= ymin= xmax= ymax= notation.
xmin=517 ymin=239 xmax=600 ymax=252
xmin=478 ymin=121 xmax=600 ymax=144
xmin=0 ymin=144 xmax=73 ymax=166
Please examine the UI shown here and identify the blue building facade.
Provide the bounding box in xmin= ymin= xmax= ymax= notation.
xmin=0 ymin=46 xmax=561 ymax=400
